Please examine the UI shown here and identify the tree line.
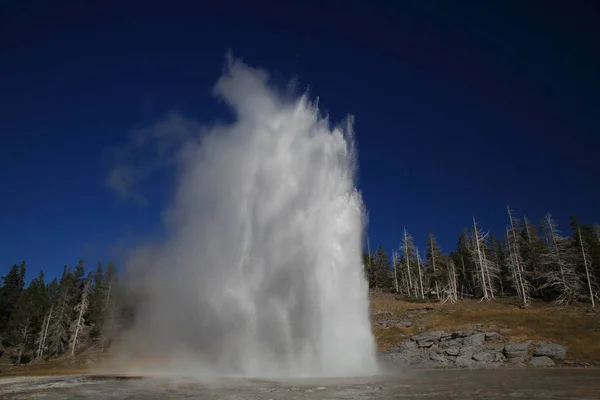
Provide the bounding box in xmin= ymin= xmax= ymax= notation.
xmin=365 ymin=207 xmax=600 ymax=308
xmin=1 ymin=206 xmax=598 ymax=365
xmin=0 ymin=261 xmax=129 ymax=365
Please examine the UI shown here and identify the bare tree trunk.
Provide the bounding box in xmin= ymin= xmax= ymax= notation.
xmin=546 ymin=214 xmax=567 ymax=289
xmin=579 ymin=227 xmax=595 ymax=309
xmin=16 ymin=318 xmax=31 ymax=366
xmin=36 ymin=305 xmax=53 ymax=361
xmin=70 ymin=281 xmax=90 ymax=358
xmin=450 ymin=259 xmax=458 ymax=302
xmin=416 ymin=249 xmax=425 ymax=300
xmin=403 ymin=228 xmax=414 ymax=297
xmin=392 ymin=251 xmax=399 ymax=293
xmin=507 ymin=206 xmax=528 ymax=306
xmin=429 ymin=235 xmax=440 ymax=300
xmin=473 ymin=218 xmax=489 ymax=300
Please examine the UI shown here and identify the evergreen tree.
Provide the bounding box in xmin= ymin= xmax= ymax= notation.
xmin=540 ymin=214 xmax=581 ymax=305
xmin=0 ymin=262 xmax=27 ymax=337
xmin=425 ymin=232 xmax=443 ymax=300
xmin=46 ymin=267 xmax=74 ymax=355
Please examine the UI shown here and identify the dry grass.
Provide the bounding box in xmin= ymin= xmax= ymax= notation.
xmin=371 ymin=292 xmax=600 ymax=364
xmin=2 ymin=294 xmax=599 ymax=377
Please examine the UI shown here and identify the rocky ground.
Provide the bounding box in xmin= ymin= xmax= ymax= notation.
xmin=380 ymin=322 xmax=577 ymax=369
xmin=371 ymin=294 xmax=600 ymax=368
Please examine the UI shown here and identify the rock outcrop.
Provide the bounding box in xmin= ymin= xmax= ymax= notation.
xmin=381 ymin=324 xmax=568 ymax=369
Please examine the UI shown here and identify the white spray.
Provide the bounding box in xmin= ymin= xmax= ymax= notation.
xmin=113 ymin=56 xmax=378 ymax=378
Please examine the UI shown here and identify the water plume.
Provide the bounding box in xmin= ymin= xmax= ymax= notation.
xmin=112 ymin=55 xmax=377 ymax=378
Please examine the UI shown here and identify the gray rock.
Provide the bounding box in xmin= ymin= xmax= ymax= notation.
xmin=445 ymin=338 xmax=464 ymax=347
xmin=455 ymin=356 xmax=474 ymax=368
xmin=485 ymin=331 xmax=501 ymax=342
xmin=458 ymin=346 xmax=476 ymax=358
xmin=445 ymin=348 xmax=459 ymax=357
xmin=430 ymin=354 xmax=448 ymax=363
xmin=503 ymin=342 xmax=531 ymax=359
xmin=507 ymin=357 xmax=527 ymax=366
xmin=463 ymin=332 xmax=486 ymax=346
xmin=530 ymin=356 xmax=555 ymax=367
xmin=472 ymin=351 xmax=494 ymax=362
xmin=398 ymin=340 xmax=417 ymax=351
xmin=494 ymin=352 xmax=506 ymax=363
xmin=453 ymin=330 xmax=474 ymax=338
xmin=413 ymin=331 xmax=447 ymax=347
xmin=533 ymin=343 xmax=566 ymax=361
xmin=412 ymin=331 xmax=446 ymax=343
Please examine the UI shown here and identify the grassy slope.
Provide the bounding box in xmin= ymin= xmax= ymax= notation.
xmin=371 ymin=292 xmax=600 ymax=364
xmin=2 ymin=293 xmax=599 ymax=376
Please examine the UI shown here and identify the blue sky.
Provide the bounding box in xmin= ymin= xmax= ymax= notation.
xmin=1 ymin=1 xmax=599 ymax=280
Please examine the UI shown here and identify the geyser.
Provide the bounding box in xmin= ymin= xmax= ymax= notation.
xmin=117 ymin=56 xmax=378 ymax=378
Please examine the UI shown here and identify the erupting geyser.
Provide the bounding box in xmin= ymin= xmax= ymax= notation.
xmin=117 ymin=55 xmax=378 ymax=378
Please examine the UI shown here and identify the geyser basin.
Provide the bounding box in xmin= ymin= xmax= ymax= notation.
xmin=116 ymin=55 xmax=378 ymax=378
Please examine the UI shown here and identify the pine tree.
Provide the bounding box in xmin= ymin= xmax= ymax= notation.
xmin=521 ymin=216 xmax=546 ymax=296
xmin=0 ymin=262 xmax=27 ymax=337
xmin=401 ymin=228 xmax=418 ymax=298
xmin=46 ymin=267 xmax=74 ymax=355
xmin=415 ymin=248 xmax=425 ymax=300
xmin=471 ymin=218 xmax=498 ymax=300
xmin=7 ymin=293 xmax=33 ymax=365
xmin=506 ymin=206 xmax=529 ymax=306
xmin=576 ymin=227 xmax=598 ymax=308
xmin=70 ymin=276 xmax=91 ymax=357
xmin=88 ymin=263 xmax=106 ymax=340
xmin=540 ymin=214 xmax=581 ymax=305
xmin=35 ymin=277 xmax=59 ymax=361
xmin=425 ymin=232 xmax=443 ymax=300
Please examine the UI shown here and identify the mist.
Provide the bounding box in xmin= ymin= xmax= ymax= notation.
xmin=108 ymin=55 xmax=378 ymax=378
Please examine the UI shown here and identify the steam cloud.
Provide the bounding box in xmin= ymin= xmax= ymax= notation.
xmin=108 ymin=55 xmax=378 ymax=378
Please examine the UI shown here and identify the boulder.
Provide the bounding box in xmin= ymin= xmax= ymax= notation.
xmin=463 ymin=333 xmax=486 ymax=346
xmin=472 ymin=351 xmax=495 ymax=362
xmin=533 ymin=343 xmax=566 ymax=361
xmin=413 ymin=331 xmax=446 ymax=347
xmin=455 ymin=356 xmax=474 ymax=368
xmin=458 ymin=346 xmax=476 ymax=358
xmin=530 ymin=356 xmax=555 ymax=367
xmin=503 ymin=342 xmax=531 ymax=359
xmin=430 ymin=354 xmax=448 ymax=364
xmin=445 ymin=348 xmax=460 ymax=357
xmin=485 ymin=331 xmax=502 ymax=342
xmin=412 ymin=331 xmax=445 ymax=343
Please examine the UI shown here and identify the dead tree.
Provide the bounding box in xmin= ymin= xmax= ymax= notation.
xmin=35 ymin=305 xmax=53 ymax=361
xmin=392 ymin=251 xmax=399 ymax=293
xmin=402 ymin=228 xmax=417 ymax=298
xmin=471 ymin=218 xmax=497 ymax=300
xmin=506 ymin=206 xmax=529 ymax=305
xmin=578 ymin=227 xmax=597 ymax=309
xmin=69 ymin=279 xmax=91 ymax=357
xmin=14 ymin=316 xmax=32 ymax=366
xmin=541 ymin=213 xmax=581 ymax=305
xmin=416 ymin=248 xmax=425 ymax=300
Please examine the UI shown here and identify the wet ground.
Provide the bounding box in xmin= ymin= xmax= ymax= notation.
xmin=1 ymin=369 xmax=599 ymax=399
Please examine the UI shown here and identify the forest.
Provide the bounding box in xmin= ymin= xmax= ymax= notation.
xmin=0 ymin=206 xmax=598 ymax=366
xmin=365 ymin=207 xmax=600 ymax=309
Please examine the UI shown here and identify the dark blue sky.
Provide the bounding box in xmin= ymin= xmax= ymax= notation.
xmin=1 ymin=1 xmax=599 ymax=280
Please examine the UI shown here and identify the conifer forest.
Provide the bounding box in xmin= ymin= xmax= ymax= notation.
xmin=1 ymin=206 xmax=598 ymax=366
